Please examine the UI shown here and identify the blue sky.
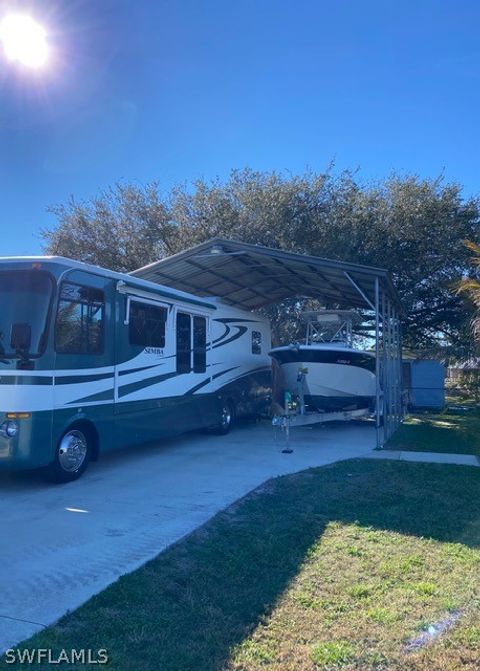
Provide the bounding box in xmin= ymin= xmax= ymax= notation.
xmin=1 ymin=0 xmax=479 ymax=255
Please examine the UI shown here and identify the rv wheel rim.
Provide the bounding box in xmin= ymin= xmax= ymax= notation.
xmin=221 ymin=405 xmax=231 ymax=428
xmin=58 ymin=430 xmax=87 ymax=472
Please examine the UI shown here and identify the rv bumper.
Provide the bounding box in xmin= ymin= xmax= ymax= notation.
xmin=0 ymin=411 xmax=53 ymax=470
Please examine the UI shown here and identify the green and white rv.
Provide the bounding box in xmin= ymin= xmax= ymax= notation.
xmin=0 ymin=257 xmax=272 ymax=482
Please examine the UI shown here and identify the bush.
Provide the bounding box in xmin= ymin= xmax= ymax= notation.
xmin=457 ymin=370 xmax=480 ymax=402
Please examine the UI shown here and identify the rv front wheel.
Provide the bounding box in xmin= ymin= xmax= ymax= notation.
xmin=44 ymin=427 xmax=91 ymax=483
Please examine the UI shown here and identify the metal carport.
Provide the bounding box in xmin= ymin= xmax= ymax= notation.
xmin=132 ymin=238 xmax=404 ymax=447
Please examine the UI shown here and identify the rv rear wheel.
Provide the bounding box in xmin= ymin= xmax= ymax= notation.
xmin=211 ymin=400 xmax=235 ymax=435
xmin=44 ymin=427 xmax=91 ymax=483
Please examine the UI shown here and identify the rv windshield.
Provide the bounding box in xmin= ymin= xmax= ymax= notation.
xmin=0 ymin=270 xmax=54 ymax=358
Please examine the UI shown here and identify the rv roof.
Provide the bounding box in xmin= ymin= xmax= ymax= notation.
xmin=0 ymin=255 xmax=217 ymax=311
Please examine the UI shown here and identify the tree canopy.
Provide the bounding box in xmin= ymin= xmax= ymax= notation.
xmin=42 ymin=168 xmax=480 ymax=352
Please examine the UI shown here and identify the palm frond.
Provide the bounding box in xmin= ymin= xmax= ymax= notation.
xmin=464 ymin=239 xmax=480 ymax=254
xmin=457 ymin=244 xmax=480 ymax=343
xmin=463 ymin=239 xmax=480 ymax=267
xmin=457 ymin=278 xmax=480 ymax=293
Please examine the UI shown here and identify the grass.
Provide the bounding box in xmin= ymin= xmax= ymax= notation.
xmin=387 ymin=406 xmax=480 ymax=456
xmin=2 ymin=459 xmax=479 ymax=670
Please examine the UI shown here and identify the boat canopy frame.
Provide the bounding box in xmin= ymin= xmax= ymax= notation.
xmin=132 ymin=238 xmax=404 ymax=447
xmin=302 ymin=311 xmax=358 ymax=347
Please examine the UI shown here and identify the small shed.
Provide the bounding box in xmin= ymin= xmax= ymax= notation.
xmin=406 ymin=360 xmax=445 ymax=411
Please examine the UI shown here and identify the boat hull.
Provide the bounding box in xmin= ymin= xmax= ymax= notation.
xmin=270 ymin=347 xmax=376 ymax=413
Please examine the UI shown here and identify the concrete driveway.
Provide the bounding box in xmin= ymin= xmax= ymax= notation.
xmin=0 ymin=419 xmax=375 ymax=653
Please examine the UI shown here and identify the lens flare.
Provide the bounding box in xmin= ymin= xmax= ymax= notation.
xmin=0 ymin=14 xmax=49 ymax=69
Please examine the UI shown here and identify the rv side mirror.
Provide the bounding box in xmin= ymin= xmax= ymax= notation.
xmin=10 ymin=323 xmax=32 ymax=352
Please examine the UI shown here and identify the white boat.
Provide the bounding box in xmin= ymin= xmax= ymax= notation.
xmin=269 ymin=311 xmax=376 ymax=412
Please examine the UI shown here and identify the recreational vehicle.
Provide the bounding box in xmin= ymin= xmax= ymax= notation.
xmin=0 ymin=258 xmax=272 ymax=482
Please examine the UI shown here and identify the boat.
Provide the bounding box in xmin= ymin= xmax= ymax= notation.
xmin=269 ymin=310 xmax=376 ymax=413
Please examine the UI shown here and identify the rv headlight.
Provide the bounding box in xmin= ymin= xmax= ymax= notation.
xmin=0 ymin=421 xmax=19 ymax=438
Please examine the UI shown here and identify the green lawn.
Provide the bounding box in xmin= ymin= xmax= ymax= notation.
xmin=387 ymin=407 xmax=480 ymax=457
xmin=2 ymin=459 xmax=479 ymax=671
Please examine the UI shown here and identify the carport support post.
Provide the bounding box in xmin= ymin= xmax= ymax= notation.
xmin=386 ymin=297 xmax=393 ymax=442
xmin=375 ymin=277 xmax=382 ymax=449
xmin=392 ymin=309 xmax=398 ymax=430
xmin=395 ymin=309 xmax=403 ymax=427
xmin=381 ymin=289 xmax=387 ymax=443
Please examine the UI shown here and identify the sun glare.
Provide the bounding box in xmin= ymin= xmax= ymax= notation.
xmin=0 ymin=14 xmax=49 ymax=69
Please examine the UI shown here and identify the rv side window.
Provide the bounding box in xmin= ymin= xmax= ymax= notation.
xmin=129 ymin=301 xmax=167 ymax=348
xmin=55 ymin=282 xmax=105 ymax=354
xmin=176 ymin=312 xmax=191 ymax=373
xmin=252 ymin=330 xmax=262 ymax=354
xmin=193 ymin=316 xmax=207 ymax=373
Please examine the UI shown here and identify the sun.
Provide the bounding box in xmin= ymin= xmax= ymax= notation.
xmin=0 ymin=14 xmax=49 ymax=69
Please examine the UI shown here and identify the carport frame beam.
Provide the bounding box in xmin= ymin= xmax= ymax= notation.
xmin=344 ymin=272 xmax=383 ymax=449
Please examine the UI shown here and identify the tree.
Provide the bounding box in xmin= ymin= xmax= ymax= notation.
xmin=44 ymin=183 xmax=176 ymax=273
xmin=42 ymin=168 xmax=480 ymax=352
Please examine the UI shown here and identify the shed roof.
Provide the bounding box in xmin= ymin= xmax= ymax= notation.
xmin=131 ymin=238 xmax=402 ymax=312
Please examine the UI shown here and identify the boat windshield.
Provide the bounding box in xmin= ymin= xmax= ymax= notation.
xmin=0 ymin=270 xmax=54 ymax=358
xmin=306 ymin=317 xmax=353 ymax=347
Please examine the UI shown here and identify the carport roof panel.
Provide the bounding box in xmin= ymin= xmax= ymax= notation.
xmin=131 ymin=238 xmax=402 ymax=311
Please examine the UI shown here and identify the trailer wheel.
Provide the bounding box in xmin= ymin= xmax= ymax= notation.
xmin=44 ymin=427 xmax=91 ymax=483
xmin=210 ymin=400 xmax=235 ymax=435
